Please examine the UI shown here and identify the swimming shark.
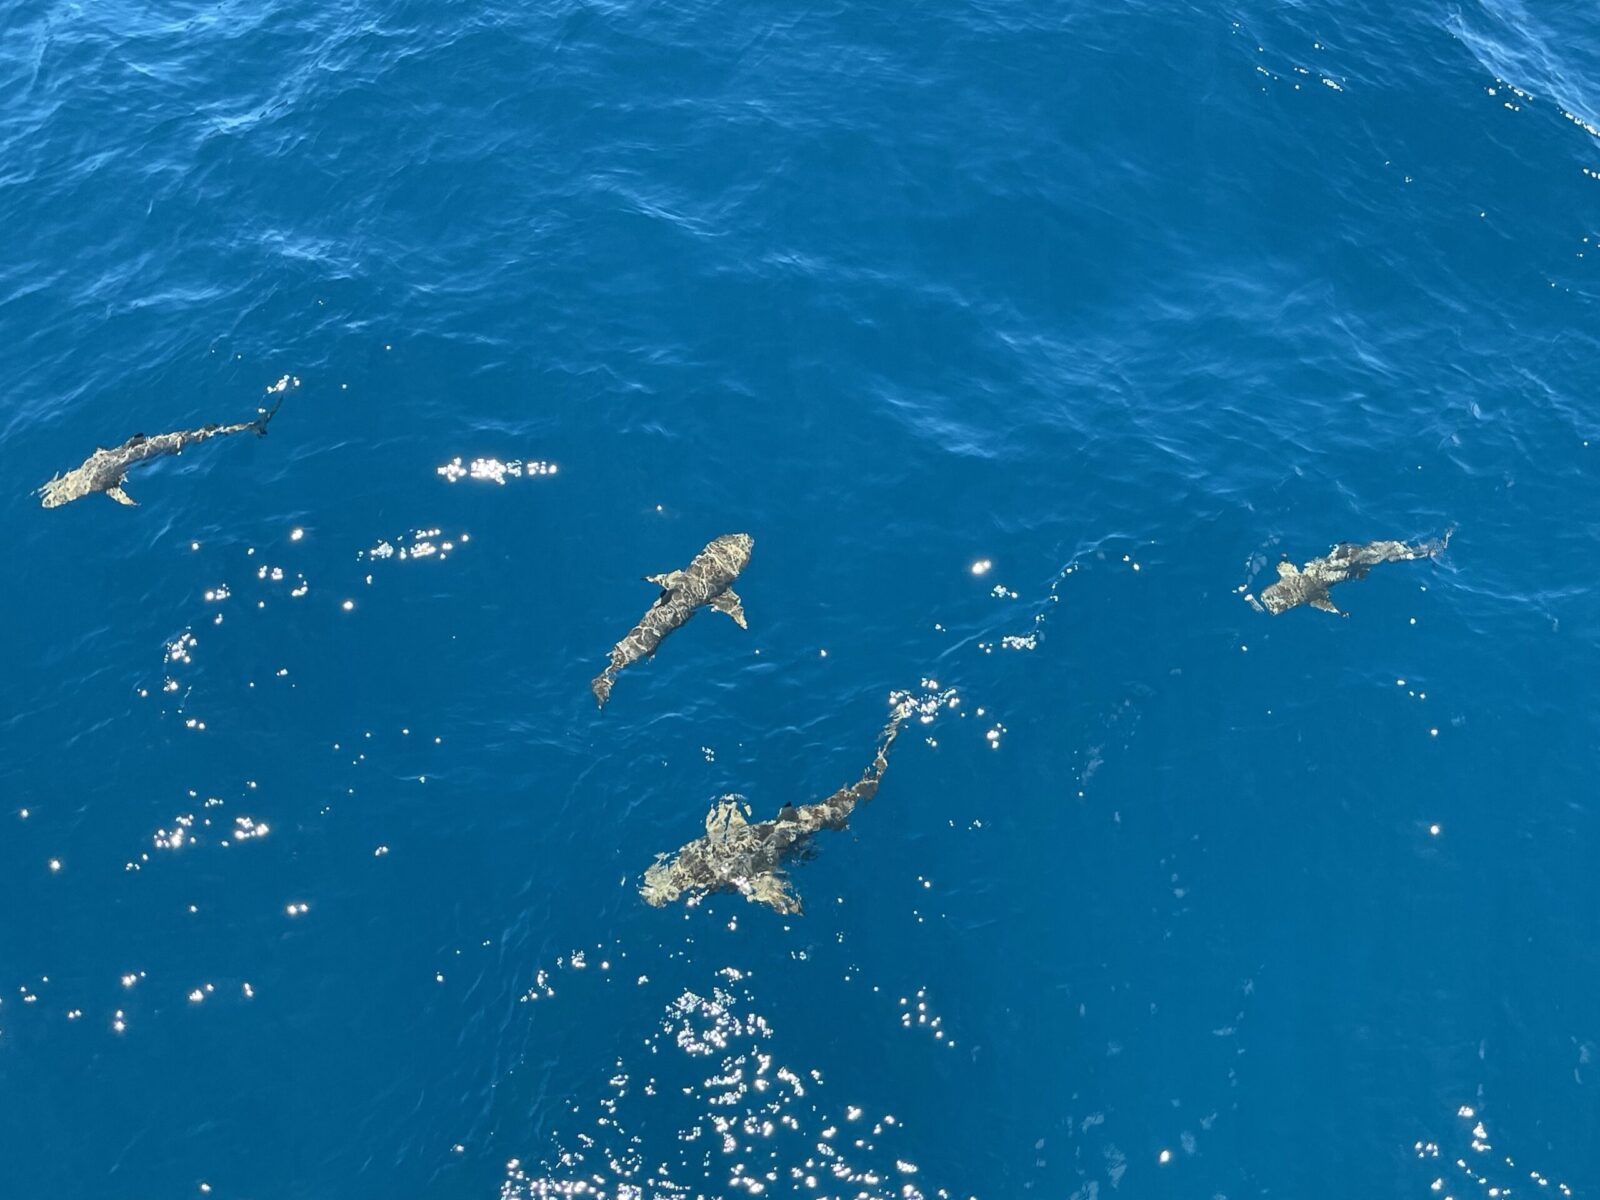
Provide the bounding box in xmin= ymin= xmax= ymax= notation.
xmin=38 ymin=376 xmax=296 ymax=509
xmin=1253 ymin=530 xmax=1451 ymax=617
xmin=591 ymin=532 xmax=753 ymax=708
xmin=640 ymin=693 xmax=920 ymax=914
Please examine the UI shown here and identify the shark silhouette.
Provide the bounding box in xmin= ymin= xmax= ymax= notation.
xmin=1253 ymin=531 xmax=1451 ymax=617
xmin=640 ymin=694 xmax=925 ymax=914
xmin=38 ymin=376 xmax=296 ymax=509
xmin=591 ymin=533 xmax=753 ymax=707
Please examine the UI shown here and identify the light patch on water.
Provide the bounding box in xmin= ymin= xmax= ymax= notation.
xmin=896 ymin=987 xmax=957 ymax=1049
xmin=1415 ymin=1106 xmax=1575 ymax=1197
xmin=256 ymin=563 xmax=311 ymax=597
xmin=517 ymin=942 xmax=632 ymax=1005
xmin=152 ymin=813 xmax=195 ymax=850
xmin=500 ymin=972 xmax=952 ymax=1200
xmin=152 ymin=629 xmax=212 ymax=730
xmin=437 ymin=456 xmax=558 ymax=484
xmin=148 ymin=798 xmax=270 ymax=856
xmin=1232 ymin=23 xmax=1348 ymax=96
xmin=977 ymin=559 xmax=1084 ymax=655
xmin=166 ymin=631 xmax=197 ymax=665
xmin=362 ymin=528 xmax=466 ymax=565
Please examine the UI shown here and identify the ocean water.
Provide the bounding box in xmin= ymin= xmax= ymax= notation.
xmin=3 ymin=0 xmax=1599 ymax=1195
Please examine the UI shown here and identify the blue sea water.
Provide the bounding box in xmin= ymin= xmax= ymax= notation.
xmin=3 ymin=0 xmax=1600 ymax=1195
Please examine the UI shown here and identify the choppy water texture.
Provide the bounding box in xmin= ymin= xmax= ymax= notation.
xmin=3 ymin=0 xmax=1599 ymax=1196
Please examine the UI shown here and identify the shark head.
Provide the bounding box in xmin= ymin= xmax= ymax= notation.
xmin=711 ymin=533 xmax=754 ymax=572
xmin=640 ymin=857 xmax=686 ymax=907
xmin=1251 ymin=561 xmax=1300 ymax=614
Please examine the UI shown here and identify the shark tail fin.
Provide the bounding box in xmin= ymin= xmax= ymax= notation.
xmin=591 ymin=671 xmax=614 ymax=709
xmin=845 ymin=693 xmax=924 ymax=806
xmin=254 ymin=376 xmax=297 ymax=435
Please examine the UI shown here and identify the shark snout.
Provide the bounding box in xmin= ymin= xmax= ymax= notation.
xmin=716 ymin=532 xmax=754 ymax=567
xmin=1257 ymin=586 xmax=1290 ymax=615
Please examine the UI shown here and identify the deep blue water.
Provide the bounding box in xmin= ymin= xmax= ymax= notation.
xmin=4 ymin=0 xmax=1600 ymax=1195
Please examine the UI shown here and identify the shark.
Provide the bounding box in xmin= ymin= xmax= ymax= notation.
xmin=591 ymin=532 xmax=753 ymax=708
xmin=38 ymin=376 xmax=297 ymax=509
xmin=1252 ymin=530 xmax=1451 ymax=617
xmin=640 ymin=693 xmax=925 ymax=915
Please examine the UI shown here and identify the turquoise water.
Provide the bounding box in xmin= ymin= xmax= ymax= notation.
xmin=3 ymin=0 xmax=1598 ymax=1195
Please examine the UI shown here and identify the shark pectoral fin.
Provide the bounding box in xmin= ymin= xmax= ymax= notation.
xmin=748 ymin=871 xmax=802 ymax=915
xmin=643 ymin=570 xmax=685 ymax=589
xmin=1310 ymin=594 xmax=1343 ymax=616
xmin=106 ymin=486 xmax=138 ymax=507
xmin=710 ymin=589 xmax=748 ymax=629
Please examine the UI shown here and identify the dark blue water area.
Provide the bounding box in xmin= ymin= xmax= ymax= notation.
xmin=3 ymin=0 xmax=1600 ymax=1196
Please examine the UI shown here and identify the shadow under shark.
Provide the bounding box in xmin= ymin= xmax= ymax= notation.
xmin=38 ymin=376 xmax=296 ymax=508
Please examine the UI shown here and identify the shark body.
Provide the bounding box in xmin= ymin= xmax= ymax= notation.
xmin=1255 ymin=531 xmax=1451 ymax=617
xmin=38 ymin=377 xmax=296 ymax=509
xmin=591 ymin=533 xmax=753 ymax=707
xmin=640 ymin=695 xmax=917 ymax=914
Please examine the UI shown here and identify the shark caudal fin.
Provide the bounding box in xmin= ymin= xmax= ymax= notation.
xmin=591 ymin=672 xmax=614 ymax=708
xmin=253 ymin=376 xmax=298 ymax=434
xmin=850 ymin=687 xmax=954 ymax=802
